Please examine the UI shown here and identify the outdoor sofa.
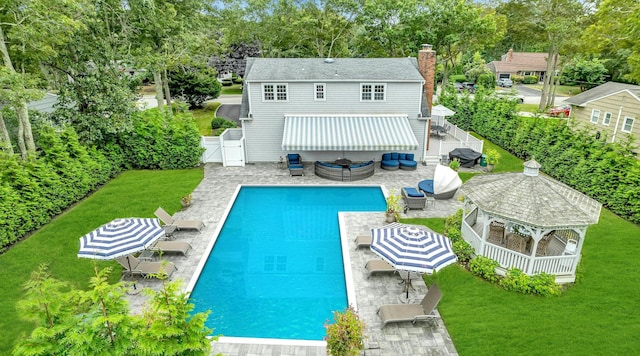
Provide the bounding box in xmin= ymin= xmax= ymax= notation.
xmin=381 ymin=153 xmax=417 ymax=170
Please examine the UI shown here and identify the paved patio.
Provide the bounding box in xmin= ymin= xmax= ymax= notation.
xmin=125 ymin=161 xmax=478 ymax=355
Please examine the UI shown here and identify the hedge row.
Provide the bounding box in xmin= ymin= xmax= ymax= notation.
xmin=0 ymin=109 xmax=203 ymax=249
xmin=440 ymin=88 xmax=640 ymax=224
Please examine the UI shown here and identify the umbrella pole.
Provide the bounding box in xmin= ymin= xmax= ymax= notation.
xmin=126 ymin=255 xmax=137 ymax=290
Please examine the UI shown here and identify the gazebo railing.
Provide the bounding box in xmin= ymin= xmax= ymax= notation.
xmin=484 ymin=244 xmax=529 ymax=271
xmin=531 ymin=255 xmax=579 ymax=275
xmin=461 ymin=219 xmax=482 ymax=252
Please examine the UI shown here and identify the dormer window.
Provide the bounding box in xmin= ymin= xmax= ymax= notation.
xmin=361 ymin=83 xmax=385 ymax=101
xmin=263 ymin=84 xmax=288 ymax=101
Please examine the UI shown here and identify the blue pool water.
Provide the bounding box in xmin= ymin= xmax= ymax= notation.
xmin=189 ymin=186 xmax=385 ymax=340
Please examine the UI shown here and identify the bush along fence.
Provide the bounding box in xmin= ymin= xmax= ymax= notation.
xmin=0 ymin=109 xmax=203 ymax=250
xmin=439 ymin=88 xmax=640 ymax=225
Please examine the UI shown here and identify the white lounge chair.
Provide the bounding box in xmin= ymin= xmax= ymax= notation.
xmin=150 ymin=240 xmax=192 ymax=256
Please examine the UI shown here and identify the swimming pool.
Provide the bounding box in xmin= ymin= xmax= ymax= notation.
xmin=188 ymin=185 xmax=385 ymax=341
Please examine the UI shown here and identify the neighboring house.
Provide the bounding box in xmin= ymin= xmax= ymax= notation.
xmin=236 ymin=46 xmax=439 ymax=164
xmin=563 ymin=81 xmax=640 ymax=152
xmin=487 ymin=49 xmax=549 ymax=82
xmin=27 ymin=93 xmax=58 ymax=114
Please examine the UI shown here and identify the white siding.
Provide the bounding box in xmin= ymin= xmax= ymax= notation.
xmin=244 ymin=81 xmax=426 ymax=163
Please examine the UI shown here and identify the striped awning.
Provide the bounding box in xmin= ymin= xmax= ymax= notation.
xmin=282 ymin=115 xmax=419 ymax=151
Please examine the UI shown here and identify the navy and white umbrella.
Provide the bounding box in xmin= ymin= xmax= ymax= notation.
xmin=371 ymin=223 xmax=457 ymax=297
xmin=78 ymin=218 xmax=165 ymax=260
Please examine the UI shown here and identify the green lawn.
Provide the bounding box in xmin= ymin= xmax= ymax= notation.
xmin=220 ymin=84 xmax=242 ymax=95
xmin=191 ymin=102 xmax=221 ymax=135
xmin=0 ymin=168 xmax=204 ymax=354
xmin=516 ymin=103 xmax=540 ymax=113
xmin=525 ymin=84 xmax=582 ymax=96
xmin=410 ymin=141 xmax=640 ymax=354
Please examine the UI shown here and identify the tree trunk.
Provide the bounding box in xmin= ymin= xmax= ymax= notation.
xmin=539 ymin=47 xmax=556 ymax=111
xmin=16 ymin=113 xmax=27 ymax=160
xmin=0 ymin=25 xmax=35 ymax=159
xmin=153 ymin=70 xmax=165 ymax=111
xmin=162 ymin=68 xmax=172 ymax=115
xmin=0 ymin=111 xmax=14 ymax=155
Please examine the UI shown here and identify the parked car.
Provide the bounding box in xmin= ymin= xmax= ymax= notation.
xmin=497 ymin=78 xmax=513 ymax=88
xmin=493 ymin=91 xmax=524 ymax=103
xmin=452 ymin=82 xmax=464 ymax=92
xmin=548 ymin=105 xmax=571 ymax=117
xmin=461 ymin=82 xmax=476 ymax=93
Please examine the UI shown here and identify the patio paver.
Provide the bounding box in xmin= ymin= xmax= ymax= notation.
xmin=125 ymin=162 xmax=476 ymax=355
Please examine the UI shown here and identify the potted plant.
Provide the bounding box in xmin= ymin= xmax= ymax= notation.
xmin=485 ymin=149 xmax=500 ymax=172
xmin=449 ymin=158 xmax=461 ymax=171
xmin=180 ymin=194 xmax=193 ymax=208
xmin=324 ymin=306 xmax=365 ymax=356
xmin=385 ymin=189 xmax=402 ymax=223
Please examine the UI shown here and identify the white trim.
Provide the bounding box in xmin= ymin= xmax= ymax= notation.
xmin=602 ymin=112 xmax=612 ymax=126
xmin=360 ymin=83 xmax=386 ymax=102
xmin=262 ymin=83 xmax=288 ymax=102
xmin=622 ymin=116 xmax=635 ymax=133
xmin=314 ymin=83 xmax=326 ymax=101
xmin=590 ymin=109 xmax=600 ymax=124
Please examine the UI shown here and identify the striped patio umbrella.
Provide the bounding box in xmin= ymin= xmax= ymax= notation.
xmin=78 ymin=218 xmax=165 ymax=260
xmin=371 ymin=223 xmax=457 ymax=297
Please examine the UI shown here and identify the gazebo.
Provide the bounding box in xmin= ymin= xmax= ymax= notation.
xmin=460 ymin=158 xmax=602 ymax=283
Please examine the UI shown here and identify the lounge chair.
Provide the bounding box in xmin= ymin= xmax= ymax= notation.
xmin=354 ymin=234 xmax=372 ymax=250
xmin=150 ymin=240 xmax=192 ymax=256
xmin=365 ymin=259 xmax=397 ymax=278
xmin=116 ymin=255 xmax=177 ymax=278
xmin=377 ymin=283 xmax=443 ymax=328
xmin=287 ymin=153 xmax=304 ymax=176
xmin=154 ymin=207 xmax=205 ymax=231
xmin=401 ymin=187 xmax=427 ymax=210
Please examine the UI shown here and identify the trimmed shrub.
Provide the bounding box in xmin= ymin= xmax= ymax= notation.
xmin=469 ymin=256 xmax=500 ymax=283
xmin=118 ymin=109 xmax=204 ymax=169
xmin=324 ymin=306 xmax=365 ymax=356
xmin=523 ymin=75 xmax=538 ymax=84
xmin=449 ymin=74 xmax=467 ymax=83
xmin=511 ymin=75 xmax=524 ymax=83
xmin=211 ymin=117 xmax=237 ymax=136
xmin=476 ymin=73 xmax=496 ymax=89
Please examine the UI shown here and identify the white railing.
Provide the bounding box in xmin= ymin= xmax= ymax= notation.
xmin=484 ymin=244 xmax=529 ymax=271
xmin=461 ymin=219 xmax=482 ymax=253
xmin=531 ymin=255 xmax=579 ymax=275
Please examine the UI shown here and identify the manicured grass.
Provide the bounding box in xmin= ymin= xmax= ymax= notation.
xmin=472 ymin=133 xmax=523 ymax=173
xmin=0 ymin=168 xmax=204 ymax=354
xmin=220 ymin=84 xmax=242 ymax=95
xmin=191 ymin=102 xmax=221 ymax=136
xmin=435 ymin=210 xmax=640 ymax=355
xmin=516 ymin=103 xmax=540 ymax=113
xmin=412 ymin=140 xmax=640 ymax=354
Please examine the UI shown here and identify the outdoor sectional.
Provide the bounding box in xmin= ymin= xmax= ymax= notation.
xmin=314 ymin=160 xmax=374 ymax=181
xmin=381 ymin=153 xmax=417 ymax=170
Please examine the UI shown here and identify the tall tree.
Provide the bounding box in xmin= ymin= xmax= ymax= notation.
xmin=582 ymin=0 xmax=640 ymax=83
xmin=0 ymin=0 xmax=85 ymax=159
xmin=421 ymin=0 xmax=505 ymax=85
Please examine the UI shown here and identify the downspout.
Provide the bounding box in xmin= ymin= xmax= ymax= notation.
xmin=612 ymin=106 xmax=623 ymax=143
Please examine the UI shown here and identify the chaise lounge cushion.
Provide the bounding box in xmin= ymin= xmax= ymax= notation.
xmin=404 ymin=187 xmax=424 ymax=197
xmin=418 ymin=180 xmax=434 ymax=195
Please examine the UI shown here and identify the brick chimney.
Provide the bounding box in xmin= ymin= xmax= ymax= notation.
xmin=418 ymin=44 xmax=436 ymax=112
xmin=507 ymin=48 xmax=514 ymax=62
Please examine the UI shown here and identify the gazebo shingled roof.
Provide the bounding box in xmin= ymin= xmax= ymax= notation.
xmin=461 ymin=159 xmax=602 ymax=228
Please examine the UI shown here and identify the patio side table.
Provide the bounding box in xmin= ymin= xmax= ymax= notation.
xmin=138 ymin=250 xmax=155 ymax=262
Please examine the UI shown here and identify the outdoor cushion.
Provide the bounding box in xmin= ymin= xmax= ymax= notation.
xmin=418 ymin=179 xmax=434 ymax=194
xmin=287 ymin=154 xmax=300 ymax=164
xmin=406 ymin=153 xmax=415 ymax=161
xmin=390 ymin=152 xmax=399 ymax=160
xmin=404 ymin=187 xmax=424 ymax=197
xmin=399 ymin=160 xmax=417 ymax=168
xmin=382 ymin=153 xmax=391 ymax=161
xmin=398 ymin=153 xmax=407 ymax=160
xmin=381 ymin=160 xmax=399 ymax=167
xmin=290 ymin=164 xmax=303 ymax=169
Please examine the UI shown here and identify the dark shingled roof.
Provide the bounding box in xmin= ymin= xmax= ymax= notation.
xmin=243 ymin=57 xmax=424 ymax=82
xmin=462 ymin=159 xmax=601 ymax=228
xmin=563 ymin=81 xmax=640 ymax=107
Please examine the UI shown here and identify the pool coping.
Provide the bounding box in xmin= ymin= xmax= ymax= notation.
xmin=185 ymin=183 xmax=388 ymax=347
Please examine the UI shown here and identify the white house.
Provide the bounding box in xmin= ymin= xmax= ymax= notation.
xmin=235 ymin=45 xmax=439 ymax=165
